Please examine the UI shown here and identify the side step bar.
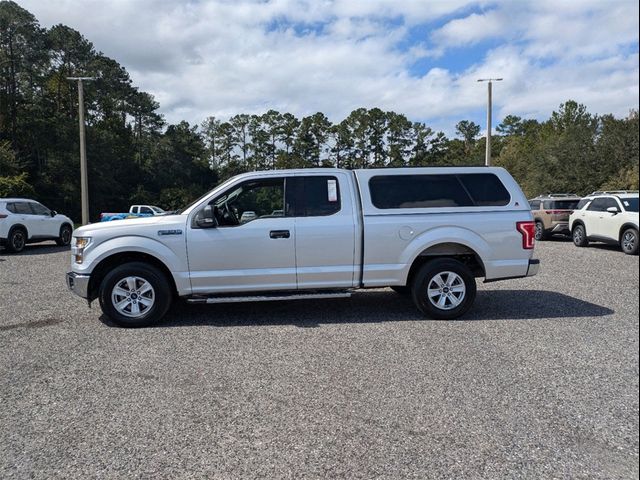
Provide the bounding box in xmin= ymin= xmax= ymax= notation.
xmin=186 ymin=291 xmax=352 ymax=304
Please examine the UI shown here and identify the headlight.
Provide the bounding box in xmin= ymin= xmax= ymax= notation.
xmin=71 ymin=236 xmax=91 ymax=264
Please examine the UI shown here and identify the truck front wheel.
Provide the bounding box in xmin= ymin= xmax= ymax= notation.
xmin=99 ymin=262 xmax=172 ymax=327
xmin=411 ymin=258 xmax=477 ymax=320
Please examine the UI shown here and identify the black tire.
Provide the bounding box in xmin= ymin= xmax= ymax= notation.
xmin=620 ymin=228 xmax=639 ymax=255
xmin=56 ymin=224 xmax=73 ymax=246
xmin=391 ymin=286 xmax=411 ymax=295
xmin=411 ymin=258 xmax=477 ymax=320
xmin=99 ymin=262 xmax=172 ymax=328
xmin=6 ymin=227 xmax=27 ymax=253
xmin=534 ymin=221 xmax=548 ymax=241
xmin=572 ymin=224 xmax=588 ymax=247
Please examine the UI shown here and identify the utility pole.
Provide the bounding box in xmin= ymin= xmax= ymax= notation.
xmin=67 ymin=77 xmax=95 ymax=225
xmin=477 ymin=78 xmax=502 ymax=166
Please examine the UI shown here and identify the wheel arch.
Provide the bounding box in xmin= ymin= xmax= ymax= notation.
xmin=87 ymin=251 xmax=177 ymax=302
xmin=571 ymin=219 xmax=585 ymax=231
xmin=404 ymin=242 xmax=486 ymax=289
xmin=8 ymin=223 xmax=29 ymax=237
xmin=619 ymin=223 xmax=638 ymax=241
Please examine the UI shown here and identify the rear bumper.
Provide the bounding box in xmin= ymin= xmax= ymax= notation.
xmin=526 ymin=258 xmax=540 ymax=277
xmin=66 ymin=272 xmax=91 ymax=299
xmin=484 ymin=258 xmax=540 ymax=283
xmin=550 ymin=222 xmax=569 ymax=234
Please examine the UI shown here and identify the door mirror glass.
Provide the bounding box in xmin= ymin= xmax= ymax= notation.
xmin=51 ymin=210 xmax=57 ymax=217
xmin=195 ymin=205 xmax=217 ymax=228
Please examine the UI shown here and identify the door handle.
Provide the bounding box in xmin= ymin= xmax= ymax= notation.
xmin=269 ymin=230 xmax=290 ymax=239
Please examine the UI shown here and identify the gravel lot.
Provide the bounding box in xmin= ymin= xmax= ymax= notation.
xmin=1 ymin=239 xmax=638 ymax=479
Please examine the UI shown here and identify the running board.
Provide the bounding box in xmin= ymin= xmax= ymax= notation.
xmin=186 ymin=291 xmax=352 ymax=304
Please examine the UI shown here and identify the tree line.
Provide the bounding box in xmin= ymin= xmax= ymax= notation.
xmin=1 ymin=1 xmax=638 ymax=222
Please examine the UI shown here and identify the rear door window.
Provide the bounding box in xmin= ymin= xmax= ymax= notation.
xmin=14 ymin=202 xmax=33 ymax=215
xmin=298 ymin=176 xmax=341 ymax=216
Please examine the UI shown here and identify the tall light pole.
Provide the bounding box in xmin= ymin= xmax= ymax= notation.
xmin=477 ymin=78 xmax=502 ymax=166
xmin=67 ymin=77 xmax=95 ymax=225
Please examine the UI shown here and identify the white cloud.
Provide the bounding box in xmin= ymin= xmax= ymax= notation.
xmin=431 ymin=10 xmax=506 ymax=47
xmin=16 ymin=0 xmax=640 ymax=133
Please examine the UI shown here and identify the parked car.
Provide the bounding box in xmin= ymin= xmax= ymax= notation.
xmin=528 ymin=193 xmax=581 ymax=240
xmin=66 ymin=167 xmax=539 ymax=327
xmin=99 ymin=205 xmax=166 ymax=222
xmin=569 ymin=191 xmax=639 ymax=255
xmin=0 ymin=198 xmax=74 ymax=253
xmin=239 ymin=211 xmax=257 ymax=224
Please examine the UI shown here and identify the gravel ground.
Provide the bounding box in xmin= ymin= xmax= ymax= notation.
xmin=0 ymin=239 xmax=638 ymax=479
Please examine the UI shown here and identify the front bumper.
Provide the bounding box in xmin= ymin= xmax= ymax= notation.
xmin=66 ymin=272 xmax=91 ymax=299
xmin=526 ymin=259 xmax=540 ymax=277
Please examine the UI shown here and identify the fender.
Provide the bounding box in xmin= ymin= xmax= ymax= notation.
xmin=8 ymin=223 xmax=29 ymax=239
xmin=619 ymin=222 xmax=639 ymax=239
xmin=399 ymin=226 xmax=492 ymax=283
xmin=77 ymin=235 xmax=191 ymax=295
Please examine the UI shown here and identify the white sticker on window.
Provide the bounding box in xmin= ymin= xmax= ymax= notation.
xmin=624 ymin=201 xmax=630 ymax=207
xmin=327 ymin=179 xmax=338 ymax=202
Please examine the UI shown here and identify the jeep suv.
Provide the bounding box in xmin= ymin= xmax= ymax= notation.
xmin=569 ymin=191 xmax=639 ymax=255
xmin=529 ymin=194 xmax=581 ymax=240
xmin=0 ymin=198 xmax=74 ymax=253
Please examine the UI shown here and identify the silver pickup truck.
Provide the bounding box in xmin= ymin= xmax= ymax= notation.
xmin=66 ymin=167 xmax=539 ymax=327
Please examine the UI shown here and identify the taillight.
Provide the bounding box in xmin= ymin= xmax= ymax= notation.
xmin=517 ymin=221 xmax=536 ymax=249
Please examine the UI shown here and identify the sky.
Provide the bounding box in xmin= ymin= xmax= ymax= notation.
xmin=18 ymin=0 xmax=640 ymax=135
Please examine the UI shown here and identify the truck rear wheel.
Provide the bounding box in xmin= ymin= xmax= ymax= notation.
xmin=411 ymin=258 xmax=476 ymax=320
xmin=99 ymin=262 xmax=172 ymax=327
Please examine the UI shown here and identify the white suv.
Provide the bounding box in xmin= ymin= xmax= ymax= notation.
xmin=569 ymin=191 xmax=639 ymax=255
xmin=0 ymin=198 xmax=74 ymax=253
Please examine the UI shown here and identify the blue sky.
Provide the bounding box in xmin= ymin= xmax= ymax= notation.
xmin=20 ymin=0 xmax=640 ymax=136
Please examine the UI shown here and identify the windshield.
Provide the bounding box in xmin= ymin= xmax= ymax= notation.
xmin=174 ymin=174 xmax=243 ymax=215
xmin=151 ymin=206 xmax=165 ymax=214
xmin=621 ymin=197 xmax=639 ymax=212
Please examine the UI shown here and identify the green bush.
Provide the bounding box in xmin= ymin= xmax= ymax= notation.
xmin=0 ymin=173 xmax=36 ymax=198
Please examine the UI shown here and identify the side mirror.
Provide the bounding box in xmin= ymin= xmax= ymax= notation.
xmin=195 ymin=205 xmax=217 ymax=228
xmin=50 ymin=210 xmax=57 ymax=217
xmin=606 ymin=206 xmax=620 ymax=215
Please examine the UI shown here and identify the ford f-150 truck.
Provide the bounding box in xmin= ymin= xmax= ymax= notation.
xmin=66 ymin=167 xmax=539 ymax=327
xmin=99 ymin=205 xmax=166 ymax=222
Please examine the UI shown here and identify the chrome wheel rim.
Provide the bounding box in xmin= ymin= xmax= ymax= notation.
xmin=535 ymin=223 xmax=543 ymax=240
xmin=623 ymin=231 xmax=636 ymax=251
xmin=574 ymin=228 xmax=583 ymax=244
xmin=427 ymin=271 xmax=466 ymax=310
xmin=111 ymin=276 xmax=155 ymax=318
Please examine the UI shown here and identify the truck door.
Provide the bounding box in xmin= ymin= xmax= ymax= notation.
xmin=186 ymin=176 xmax=297 ymax=294
xmin=293 ymin=174 xmax=357 ymax=289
